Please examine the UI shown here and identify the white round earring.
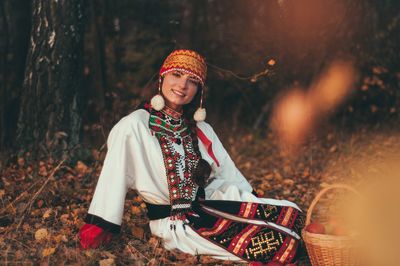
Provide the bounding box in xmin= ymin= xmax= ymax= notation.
xmin=150 ymin=77 xmax=165 ymax=111
xmin=194 ymin=87 xmax=206 ymax=122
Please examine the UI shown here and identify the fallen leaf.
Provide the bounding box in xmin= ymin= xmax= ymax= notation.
xmin=168 ymin=248 xmax=193 ymax=261
xmin=125 ymin=243 xmax=144 ymax=261
xmin=37 ymin=199 xmax=44 ymax=208
xmin=75 ymin=218 xmax=85 ymax=228
xmin=147 ymin=258 xmax=157 ymax=266
xmin=22 ymin=223 xmax=31 ymax=231
xmin=54 ymin=234 xmax=63 ymax=243
xmin=84 ymin=250 xmax=94 ymax=257
xmin=329 ymin=145 xmax=337 ymax=153
xmin=42 ymin=247 xmax=56 ymax=257
xmin=303 ymin=168 xmax=310 ymax=177
xmin=31 ymin=209 xmax=41 ymax=217
xmin=284 ymin=179 xmax=295 ymax=186
xmin=133 ymin=196 xmax=142 ymax=203
xmin=267 ymin=59 xmax=276 ymax=66
xmin=256 ymin=189 xmax=265 ymax=197
xmin=38 ymin=161 xmax=48 ymax=176
xmin=15 ymin=250 xmax=23 ymax=260
xmin=199 ymin=255 xmax=220 ymax=264
xmin=102 ymin=251 xmax=116 ymax=259
xmin=99 ymin=258 xmax=115 ymax=266
xmin=75 ymin=161 xmax=90 ymax=175
xmin=132 ymin=226 xmax=144 ymax=239
xmin=38 ymin=166 xmax=48 ymax=176
xmin=260 ymin=182 xmax=271 ymax=191
xmin=35 ymin=228 xmax=49 ymax=241
xmin=148 ymin=237 xmax=160 ymax=248
xmin=131 ymin=206 xmax=141 ymax=215
xmin=60 ymin=213 xmax=69 ymax=222
xmin=241 ymin=161 xmax=252 ymax=170
xmin=27 ymin=166 xmax=33 ymax=173
xmin=91 ymin=149 xmax=101 ymax=161
xmin=43 ymin=209 xmax=52 ymax=219
xmin=264 ymin=173 xmax=274 ymax=180
xmin=274 ymin=171 xmax=283 ymax=180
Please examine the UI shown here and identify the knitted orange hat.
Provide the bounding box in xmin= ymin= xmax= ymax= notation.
xmin=159 ymin=50 xmax=207 ymax=86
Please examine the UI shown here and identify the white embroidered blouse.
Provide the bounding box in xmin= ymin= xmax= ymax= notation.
xmin=88 ymin=109 xmax=300 ymax=261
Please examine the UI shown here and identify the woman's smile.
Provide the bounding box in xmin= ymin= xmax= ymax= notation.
xmin=171 ymin=89 xmax=186 ymax=97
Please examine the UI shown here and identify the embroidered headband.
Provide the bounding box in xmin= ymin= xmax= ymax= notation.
xmin=159 ymin=49 xmax=207 ymax=86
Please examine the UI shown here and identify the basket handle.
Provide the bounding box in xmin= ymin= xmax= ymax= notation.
xmin=305 ymin=184 xmax=361 ymax=226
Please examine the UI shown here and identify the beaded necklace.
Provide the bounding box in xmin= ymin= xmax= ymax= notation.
xmin=149 ymin=108 xmax=200 ymax=226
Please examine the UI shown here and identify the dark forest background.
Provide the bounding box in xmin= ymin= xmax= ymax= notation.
xmin=1 ymin=0 xmax=399 ymax=162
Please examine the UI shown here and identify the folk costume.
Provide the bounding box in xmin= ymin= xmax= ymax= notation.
xmin=79 ymin=50 xmax=304 ymax=264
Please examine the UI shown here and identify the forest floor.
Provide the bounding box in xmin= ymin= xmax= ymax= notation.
xmin=1 ymin=122 xmax=399 ymax=265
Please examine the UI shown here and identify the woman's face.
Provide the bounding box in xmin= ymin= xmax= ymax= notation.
xmin=161 ymin=70 xmax=200 ymax=111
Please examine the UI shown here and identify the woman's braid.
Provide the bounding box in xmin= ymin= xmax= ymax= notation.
xmin=183 ymin=87 xmax=211 ymax=188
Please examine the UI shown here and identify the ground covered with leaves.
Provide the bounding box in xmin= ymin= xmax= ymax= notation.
xmin=1 ymin=122 xmax=399 ymax=265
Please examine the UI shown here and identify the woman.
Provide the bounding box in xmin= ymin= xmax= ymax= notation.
xmin=79 ymin=50 xmax=304 ymax=264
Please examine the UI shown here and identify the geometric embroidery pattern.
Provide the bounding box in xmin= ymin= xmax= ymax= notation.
xmin=248 ymin=231 xmax=283 ymax=258
xmin=188 ymin=201 xmax=305 ymax=263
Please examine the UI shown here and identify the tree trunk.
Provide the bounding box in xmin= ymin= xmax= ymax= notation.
xmin=0 ymin=0 xmax=31 ymax=152
xmin=0 ymin=1 xmax=8 ymax=151
xmin=17 ymin=0 xmax=85 ymax=159
xmin=88 ymin=0 xmax=107 ymax=109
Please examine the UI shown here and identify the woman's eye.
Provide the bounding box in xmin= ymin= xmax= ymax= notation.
xmin=172 ymin=72 xmax=181 ymax=77
xmin=189 ymin=79 xmax=199 ymax=85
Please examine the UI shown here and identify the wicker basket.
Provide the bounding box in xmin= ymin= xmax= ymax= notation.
xmin=301 ymin=184 xmax=361 ymax=266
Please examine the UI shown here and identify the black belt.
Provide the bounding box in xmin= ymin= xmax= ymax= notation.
xmin=144 ymin=200 xmax=204 ymax=220
xmin=144 ymin=202 xmax=171 ymax=220
xmin=144 ymin=187 xmax=205 ymax=220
